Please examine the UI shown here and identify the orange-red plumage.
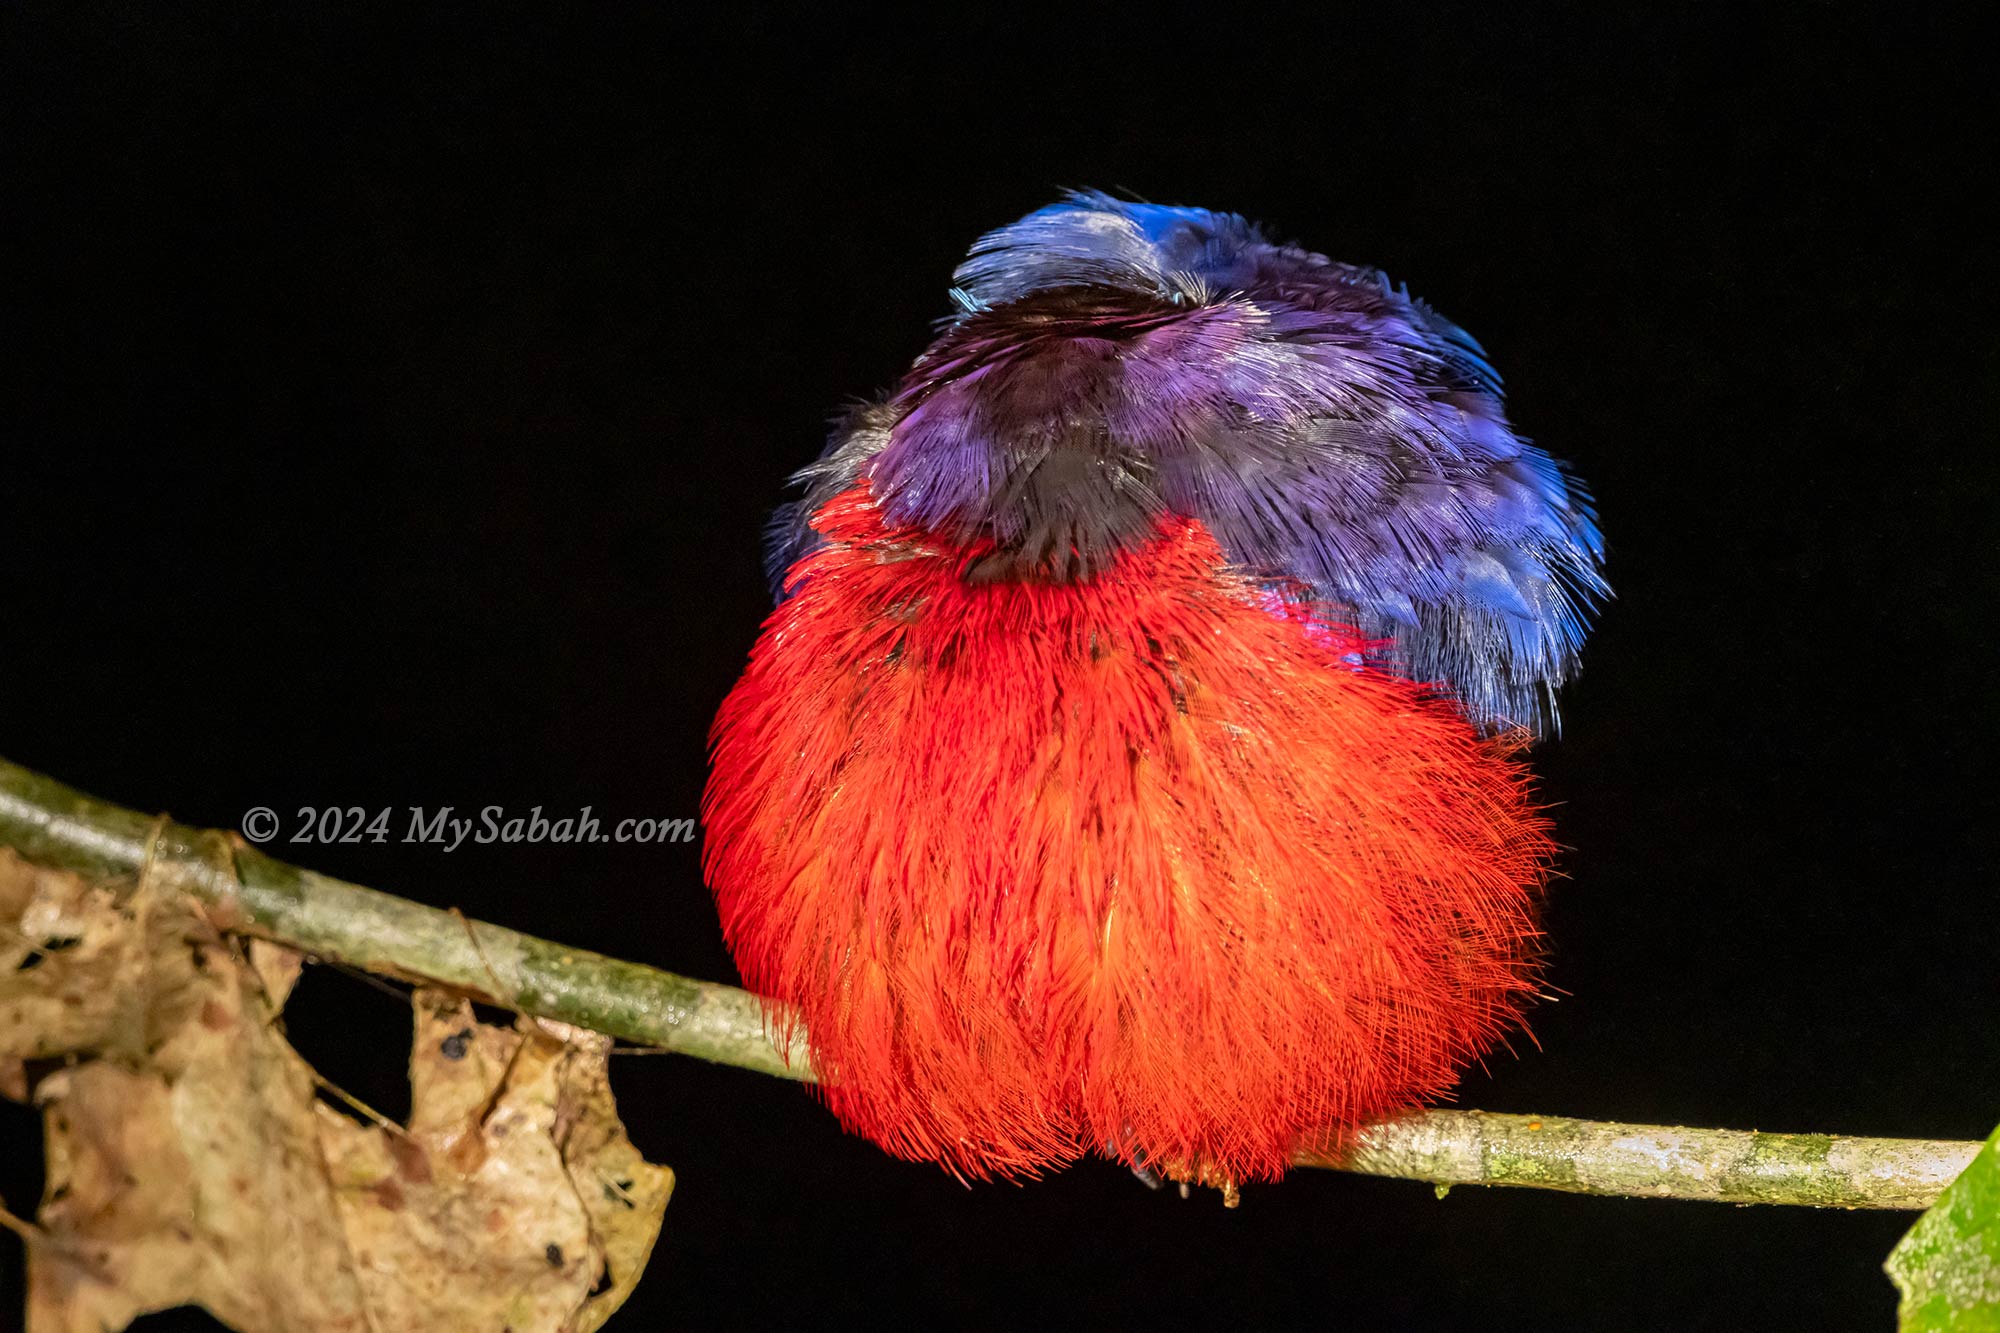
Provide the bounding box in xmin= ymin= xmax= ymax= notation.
xmin=704 ymin=487 xmax=1555 ymax=1184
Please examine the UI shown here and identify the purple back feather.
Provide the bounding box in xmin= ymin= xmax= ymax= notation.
xmin=767 ymin=191 xmax=1607 ymax=736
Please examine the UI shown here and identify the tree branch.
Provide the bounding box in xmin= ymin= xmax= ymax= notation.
xmin=0 ymin=755 xmax=1977 ymax=1208
xmin=0 ymin=756 xmax=806 ymax=1082
xmin=1319 ymin=1112 xmax=1975 ymax=1210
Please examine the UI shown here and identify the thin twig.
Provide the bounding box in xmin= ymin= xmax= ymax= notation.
xmin=0 ymin=754 xmax=1980 ymax=1209
xmin=310 ymin=1074 xmax=412 ymax=1140
xmin=1315 ymin=1110 xmax=1977 ymax=1210
xmin=0 ymin=756 xmax=806 ymax=1081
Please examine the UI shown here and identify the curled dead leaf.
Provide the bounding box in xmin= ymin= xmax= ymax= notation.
xmin=322 ymin=991 xmax=674 ymax=1332
xmin=0 ymin=849 xmax=672 ymax=1332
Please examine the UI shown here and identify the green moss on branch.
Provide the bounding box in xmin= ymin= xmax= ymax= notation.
xmin=0 ymin=756 xmax=807 ymax=1081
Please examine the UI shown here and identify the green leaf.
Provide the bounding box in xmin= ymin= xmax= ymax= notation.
xmin=1889 ymin=1123 xmax=2000 ymax=1330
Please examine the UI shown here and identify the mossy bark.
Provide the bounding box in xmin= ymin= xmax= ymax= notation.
xmin=0 ymin=757 xmax=808 ymax=1081
xmin=1318 ymin=1112 xmax=1977 ymax=1210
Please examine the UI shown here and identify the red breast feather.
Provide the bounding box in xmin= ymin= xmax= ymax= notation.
xmin=704 ymin=487 xmax=1554 ymax=1184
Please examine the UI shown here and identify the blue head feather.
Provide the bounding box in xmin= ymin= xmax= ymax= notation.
xmin=768 ymin=192 xmax=1607 ymax=736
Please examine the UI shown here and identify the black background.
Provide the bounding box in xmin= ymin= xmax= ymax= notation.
xmin=2 ymin=5 xmax=1995 ymax=1330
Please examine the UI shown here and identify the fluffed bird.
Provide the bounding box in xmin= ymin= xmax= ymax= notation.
xmin=705 ymin=193 xmax=1606 ymax=1188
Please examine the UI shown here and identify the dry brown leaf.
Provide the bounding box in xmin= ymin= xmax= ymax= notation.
xmin=248 ymin=937 xmax=305 ymax=1011
xmin=22 ymin=868 xmax=372 ymax=1331
xmin=0 ymin=849 xmax=147 ymax=1063
xmin=544 ymin=1021 xmax=676 ymax=1332
xmin=0 ymin=849 xmax=672 ymax=1332
xmin=320 ymin=992 xmax=675 ymax=1332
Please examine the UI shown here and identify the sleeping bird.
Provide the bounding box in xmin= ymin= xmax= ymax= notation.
xmin=706 ymin=193 xmax=1606 ymax=1187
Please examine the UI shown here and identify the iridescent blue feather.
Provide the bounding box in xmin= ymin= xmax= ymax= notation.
xmin=768 ymin=192 xmax=1607 ymax=736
